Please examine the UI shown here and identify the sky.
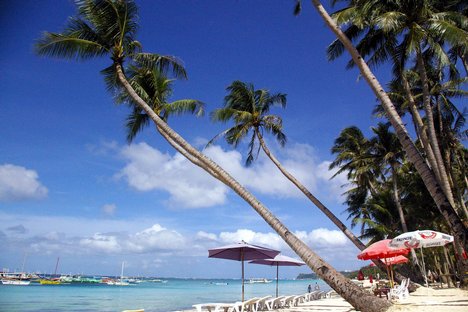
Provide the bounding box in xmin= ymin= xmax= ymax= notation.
xmin=0 ymin=0 xmax=391 ymax=279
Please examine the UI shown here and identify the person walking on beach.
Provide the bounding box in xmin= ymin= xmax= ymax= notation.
xmin=307 ymin=284 xmax=312 ymax=293
xmin=314 ymin=282 xmax=320 ymax=290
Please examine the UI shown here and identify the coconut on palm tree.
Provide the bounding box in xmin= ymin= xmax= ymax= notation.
xmin=35 ymin=1 xmax=390 ymax=310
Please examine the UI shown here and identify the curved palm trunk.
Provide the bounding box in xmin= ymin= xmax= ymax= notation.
xmin=308 ymin=1 xmax=468 ymax=279
xmin=415 ymin=50 xmax=455 ymax=207
xmin=115 ymin=63 xmax=392 ymax=311
xmin=255 ymin=130 xmax=366 ymax=250
xmin=401 ymin=75 xmax=440 ymax=178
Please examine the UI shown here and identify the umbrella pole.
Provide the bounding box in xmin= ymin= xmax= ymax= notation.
xmin=276 ymin=263 xmax=279 ymax=297
xmin=420 ymin=247 xmax=428 ymax=287
xmin=385 ymin=258 xmax=392 ymax=288
xmin=241 ymin=250 xmax=244 ymax=302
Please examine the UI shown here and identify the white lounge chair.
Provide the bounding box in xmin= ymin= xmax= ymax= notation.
xmin=232 ymin=297 xmax=260 ymax=312
xmin=264 ymin=296 xmax=285 ymax=310
xmin=280 ymin=295 xmax=296 ymax=308
xmin=389 ymin=278 xmax=410 ymax=301
xmin=254 ymin=296 xmax=271 ymax=311
xmin=192 ymin=303 xmax=235 ymax=312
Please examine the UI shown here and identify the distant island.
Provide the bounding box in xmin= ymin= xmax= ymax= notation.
xmin=296 ymin=273 xmax=317 ymax=280
xmin=297 ymin=269 xmax=360 ymax=280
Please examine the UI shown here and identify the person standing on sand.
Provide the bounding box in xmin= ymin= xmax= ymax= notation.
xmin=308 ymin=284 xmax=312 ymax=293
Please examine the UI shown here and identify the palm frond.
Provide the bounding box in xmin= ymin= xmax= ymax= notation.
xmin=134 ymin=53 xmax=187 ymax=79
xmin=165 ymin=99 xmax=204 ymax=117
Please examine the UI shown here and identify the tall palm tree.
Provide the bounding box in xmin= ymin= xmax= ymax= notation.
xmin=330 ymin=126 xmax=379 ymax=196
xmin=294 ymin=0 xmax=468 ymax=278
xmin=116 ymin=59 xmax=204 ymax=142
xmin=327 ymin=0 xmax=468 ymax=207
xmin=36 ymin=1 xmax=389 ymax=310
xmin=369 ymin=123 xmax=407 ymax=232
xmin=210 ymin=81 xmax=368 ymax=251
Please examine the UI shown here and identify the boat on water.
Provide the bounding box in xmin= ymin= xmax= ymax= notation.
xmin=247 ymin=278 xmax=272 ymax=284
xmin=39 ymin=279 xmax=61 ymax=285
xmin=107 ymin=262 xmax=130 ymax=286
xmin=1 ymin=279 xmax=31 ymax=285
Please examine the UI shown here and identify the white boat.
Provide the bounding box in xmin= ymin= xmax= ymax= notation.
xmin=107 ymin=262 xmax=129 ymax=286
xmin=248 ymin=278 xmax=272 ymax=284
xmin=1 ymin=279 xmax=31 ymax=285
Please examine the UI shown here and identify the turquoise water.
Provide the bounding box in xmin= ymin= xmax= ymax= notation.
xmin=0 ymin=279 xmax=328 ymax=312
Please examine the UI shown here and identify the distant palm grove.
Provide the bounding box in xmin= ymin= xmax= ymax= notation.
xmin=36 ymin=1 xmax=466 ymax=312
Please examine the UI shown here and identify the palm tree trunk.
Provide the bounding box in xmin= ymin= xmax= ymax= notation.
xmin=255 ymin=130 xmax=367 ymax=250
xmin=308 ymin=1 xmax=468 ymax=278
xmin=401 ymin=74 xmax=440 ymax=179
xmin=415 ymin=49 xmax=455 ymax=207
xmin=115 ymin=63 xmax=392 ymax=311
xmin=390 ymin=166 xmax=421 ymax=269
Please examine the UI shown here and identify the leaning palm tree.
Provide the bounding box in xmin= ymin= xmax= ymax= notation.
xmin=210 ymin=81 xmax=368 ymax=251
xmin=35 ymin=1 xmax=389 ymax=310
xmin=294 ymin=0 xmax=468 ymax=279
xmin=116 ymin=59 xmax=204 ymax=142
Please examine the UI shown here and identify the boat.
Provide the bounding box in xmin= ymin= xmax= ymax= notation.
xmin=247 ymin=278 xmax=272 ymax=284
xmin=1 ymin=279 xmax=31 ymax=285
xmin=39 ymin=279 xmax=61 ymax=285
xmin=1 ymin=254 xmax=32 ymax=285
xmin=107 ymin=262 xmax=129 ymax=286
xmin=39 ymin=257 xmax=62 ymax=285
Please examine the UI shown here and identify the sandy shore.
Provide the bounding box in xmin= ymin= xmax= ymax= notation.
xmin=283 ymin=287 xmax=468 ymax=312
xmin=180 ymin=286 xmax=468 ymax=312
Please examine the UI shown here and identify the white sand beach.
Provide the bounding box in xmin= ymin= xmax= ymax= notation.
xmin=284 ymin=287 xmax=468 ymax=312
xmin=181 ymin=286 xmax=468 ymax=312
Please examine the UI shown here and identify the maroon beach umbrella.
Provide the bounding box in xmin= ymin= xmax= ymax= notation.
xmin=208 ymin=241 xmax=280 ymax=302
xmin=250 ymin=254 xmax=305 ymax=297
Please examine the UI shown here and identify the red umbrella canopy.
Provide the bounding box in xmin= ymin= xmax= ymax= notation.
xmin=357 ymin=239 xmax=409 ymax=260
xmin=378 ymin=255 xmax=408 ymax=265
xmin=208 ymin=241 xmax=280 ymax=261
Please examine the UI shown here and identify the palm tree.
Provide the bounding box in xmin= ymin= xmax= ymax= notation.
xmin=35 ymin=1 xmax=388 ymax=310
xmin=327 ymin=0 xmax=468 ymax=209
xmin=116 ymin=59 xmax=204 ymax=142
xmin=330 ymin=126 xmax=379 ymax=196
xmin=210 ymin=81 xmax=368 ymax=251
xmin=294 ymin=0 xmax=468 ymax=277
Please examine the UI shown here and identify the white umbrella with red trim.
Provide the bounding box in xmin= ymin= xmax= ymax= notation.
xmin=390 ymin=230 xmax=454 ymax=286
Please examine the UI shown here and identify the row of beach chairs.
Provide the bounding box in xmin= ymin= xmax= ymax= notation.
xmin=192 ymin=290 xmax=332 ymax=312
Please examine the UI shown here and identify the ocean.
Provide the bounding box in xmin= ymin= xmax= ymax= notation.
xmin=0 ymin=279 xmax=329 ymax=312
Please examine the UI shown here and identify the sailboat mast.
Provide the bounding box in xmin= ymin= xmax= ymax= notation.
xmin=54 ymin=257 xmax=60 ymax=277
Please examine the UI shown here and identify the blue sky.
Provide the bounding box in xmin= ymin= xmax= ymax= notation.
xmin=0 ymin=1 xmax=389 ymax=278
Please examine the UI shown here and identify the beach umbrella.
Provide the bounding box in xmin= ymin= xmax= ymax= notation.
xmin=357 ymin=239 xmax=410 ymax=287
xmin=249 ymin=254 xmax=305 ymax=297
xmin=390 ymin=230 xmax=454 ymax=287
xmin=208 ymin=241 xmax=280 ymax=302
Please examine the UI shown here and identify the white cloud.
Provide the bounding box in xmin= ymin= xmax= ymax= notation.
xmin=0 ymin=212 xmax=361 ymax=274
xmin=116 ymin=141 xmax=345 ymax=209
xmin=117 ymin=143 xmax=228 ymax=208
xmin=0 ymin=164 xmax=48 ymax=202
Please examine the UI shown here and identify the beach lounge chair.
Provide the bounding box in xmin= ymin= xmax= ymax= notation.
xmin=389 ymin=278 xmax=410 ymax=301
xmin=232 ymin=297 xmax=260 ymax=312
xmin=254 ymin=296 xmax=271 ymax=311
xmin=192 ymin=303 xmax=235 ymax=312
xmin=280 ymin=295 xmax=296 ymax=308
xmin=264 ymin=296 xmax=285 ymax=310
xmin=324 ymin=290 xmax=336 ymax=298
